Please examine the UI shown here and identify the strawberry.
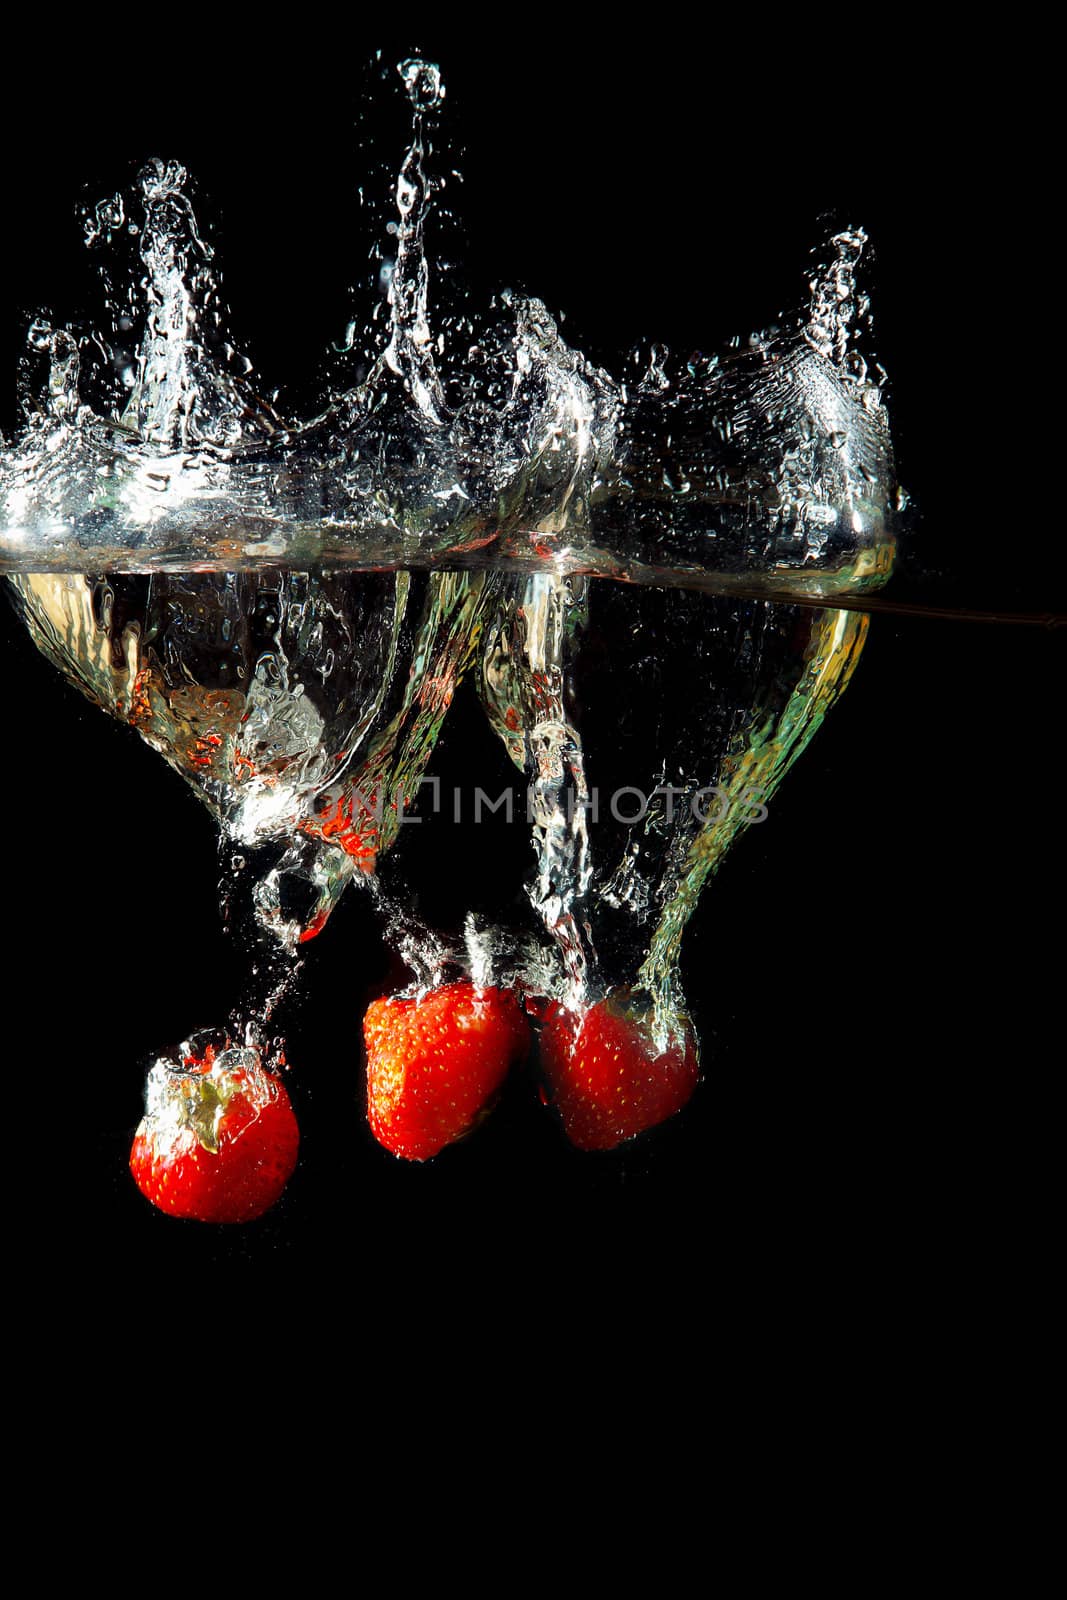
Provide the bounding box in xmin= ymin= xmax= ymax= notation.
xmin=540 ymin=992 xmax=699 ymax=1151
xmin=365 ymin=981 xmax=530 ymax=1160
xmin=129 ymin=1040 xmax=299 ymax=1223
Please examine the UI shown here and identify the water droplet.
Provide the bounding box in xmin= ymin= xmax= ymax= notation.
xmin=398 ymin=58 xmax=444 ymax=114
xmin=83 ymin=193 xmax=126 ymax=247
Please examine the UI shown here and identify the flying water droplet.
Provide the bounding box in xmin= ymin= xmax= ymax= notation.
xmin=399 ymin=58 xmax=444 ymax=114
xmin=83 ymin=193 xmax=126 ymax=247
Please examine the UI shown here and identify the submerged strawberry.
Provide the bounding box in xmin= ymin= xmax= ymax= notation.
xmin=540 ymin=993 xmax=699 ymax=1151
xmin=364 ymin=981 xmax=530 ymax=1161
xmin=129 ymin=1040 xmax=299 ymax=1223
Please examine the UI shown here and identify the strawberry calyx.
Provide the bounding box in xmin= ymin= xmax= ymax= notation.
xmin=145 ymin=1040 xmax=276 ymax=1156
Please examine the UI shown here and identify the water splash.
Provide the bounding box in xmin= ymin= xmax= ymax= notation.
xmin=1 ymin=57 xmax=900 ymax=1127
xmin=0 ymin=60 xmax=894 ymax=592
xmin=480 ymin=571 xmax=593 ymax=1010
xmin=474 ymin=569 xmax=873 ymax=1048
xmin=8 ymin=564 xmax=485 ymax=948
xmin=386 ymin=59 xmax=447 ymax=423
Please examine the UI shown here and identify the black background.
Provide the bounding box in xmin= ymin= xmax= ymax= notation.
xmin=1 ymin=28 xmax=1058 ymax=1312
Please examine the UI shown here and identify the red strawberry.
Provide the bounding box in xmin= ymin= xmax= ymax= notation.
xmin=540 ymin=993 xmax=699 ymax=1151
xmin=130 ymin=1040 xmax=299 ymax=1223
xmin=365 ymin=981 xmax=530 ymax=1161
